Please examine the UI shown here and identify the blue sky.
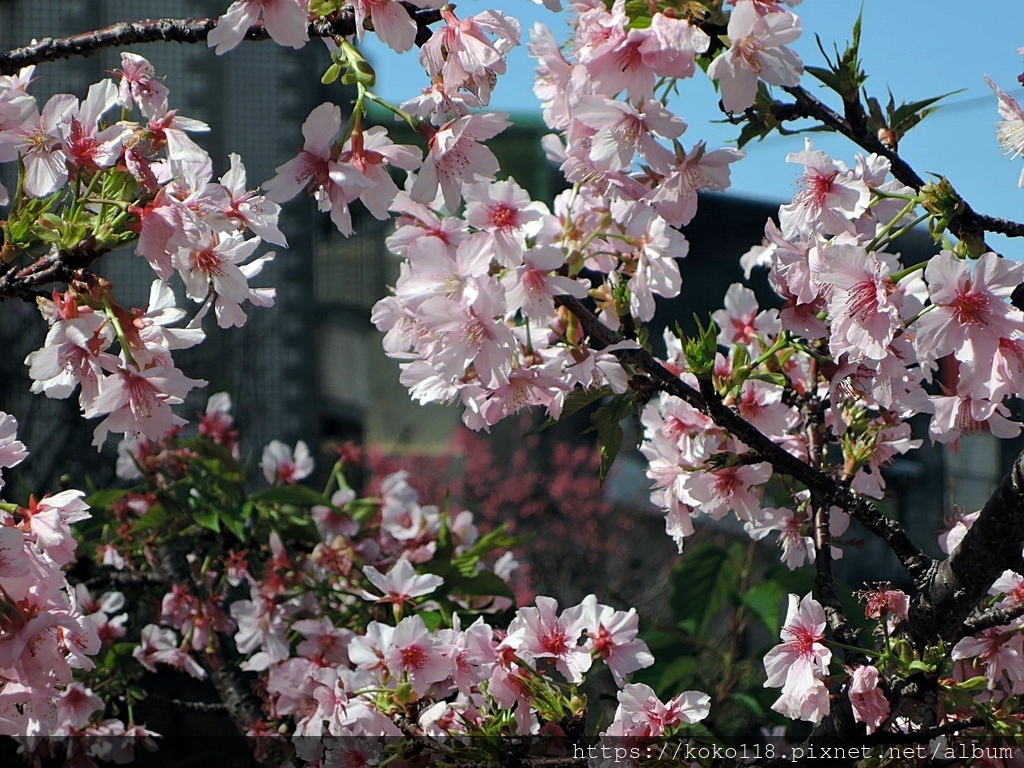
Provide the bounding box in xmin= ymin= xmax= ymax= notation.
xmin=362 ymin=1 xmax=1024 ymax=254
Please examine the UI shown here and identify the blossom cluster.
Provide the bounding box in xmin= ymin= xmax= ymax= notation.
xmin=5 ymin=0 xmax=1024 ymax=755
xmin=2 ymin=54 xmax=280 ymax=448
xmin=41 ymin=394 xmax=677 ymax=766
xmin=0 ymin=412 xmax=107 ymax=738
xmin=639 ymin=135 xmax=1024 ymax=561
xmin=369 ymin=0 xmax=793 ymax=431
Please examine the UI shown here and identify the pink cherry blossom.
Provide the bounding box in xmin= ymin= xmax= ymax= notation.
xmin=503 ymin=596 xmax=592 ymax=683
xmin=916 ymin=250 xmax=1024 ymax=366
xmin=712 ymin=283 xmax=779 ymax=346
xmin=952 ymin=627 xmax=1024 ymax=691
xmin=0 ymin=413 xmax=28 ymax=489
xmin=218 ymin=153 xmax=287 ymax=246
xmin=384 ymin=615 xmax=450 ymax=695
xmin=478 ymin=361 xmax=570 ymax=426
xmin=763 ymin=593 xmax=831 ymax=723
xmin=146 ymin=110 xmax=211 ymax=165
xmin=818 ymin=243 xmax=903 ymax=362
xmin=411 ymin=112 xmax=510 ymax=212
xmin=121 ymin=280 xmax=205 ymax=367
xmin=260 ymin=439 xmax=313 ymax=484
xmin=114 ymin=53 xmax=168 ymax=118
xmin=863 ymin=586 xmax=910 ymax=621
xmin=208 ymin=0 xmax=310 ymax=55
xmin=463 ymin=179 xmax=552 ymax=267
xmin=62 ymin=80 xmax=127 ymax=172
xmin=349 ymin=621 xmax=395 ymax=677
xmin=501 ymin=245 xmax=589 ymax=323
xmin=582 ymin=13 xmax=709 ymax=102
xmin=132 ymin=624 xmax=206 ymax=679
xmin=231 ymin=584 xmax=291 ymax=671
xmin=0 ymin=527 xmax=29 ymax=578
xmin=360 ymin=558 xmax=444 ymax=606
xmin=350 ymin=0 xmax=420 ymax=53
xmin=574 ymin=96 xmax=686 ymax=175
xmin=929 ymin=390 xmax=1021 ymax=444
xmin=605 ymin=683 xmax=710 ymax=738
xmin=685 ymin=462 xmax=773 ymax=522
xmin=331 ymin=125 xmax=422 ymax=221
xmin=581 ymin=595 xmax=654 ymax=686
xmin=986 ymin=75 xmax=1024 ymax=186
xmin=172 ymin=231 xmax=267 ymax=328
xmin=56 ymin=683 xmax=104 ymax=730
xmin=707 ymin=1 xmax=803 ymax=113
xmin=265 ymin=102 xmax=356 ymax=234
xmin=848 ymin=665 xmax=889 ymax=734
xmin=417 ymin=277 xmax=516 ymax=389
xmin=0 ymin=93 xmax=75 ymax=198
xmin=85 ymin=363 xmax=206 ymax=448
xmin=779 ymin=139 xmax=871 ymax=238
xmin=649 ymin=142 xmax=745 ymax=227
xmin=420 ymin=8 xmax=520 ymax=96
xmin=22 ymin=490 xmax=91 ymax=565
xmin=25 ymin=297 xmax=115 ymax=407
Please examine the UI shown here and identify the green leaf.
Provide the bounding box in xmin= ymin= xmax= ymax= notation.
xmin=669 ymin=543 xmax=740 ymax=635
xmin=218 ymin=506 xmax=249 ymax=541
xmin=653 ymin=655 xmax=699 ymax=692
xmin=132 ymin=504 xmax=168 ymax=533
xmin=321 ymin=62 xmax=342 ymax=85
xmin=420 ymin=560 xmax=515 ymax=601
xmin=309 ymin=0 xmax=345 ymax=15
xmin=742 ymin=581 xmax=786 ymax=637
xmin=763 ymin=563 xmax=816 ymax=598
xmin=346 ymin=498 xmax=379 ymax=526
xmin=682 ymin=314 xmax=719 ymax=378
xmin=623 ymin=0 xmax=653 ymax=28
xmin=530 ymin=386 xmax=613 ymax=434
xmin=748 ymin=372 xmax=788 ymax=388
xmin=888 ymin=89 xmax=964 ymax=140
xmin=417 ymin=610 xmax=445 ymax=632
xmin=192 ymin=505 xmax=220 ymax=533
xmin=467 ymin=526 xmax=527 ymax=555
xmin=252 ymin=485 xmax=331 ymax=507
xmin=590 ymin=393 xmax=634 ymax=483
xmin=805 ymin=64 xmax=844 ymax=94
xmin=727 ymin=691 xmax=766 ymax=718
xmin=450 ymin=571 xmax=515 ymax=600
xmin=85 ymin=488 xmax=130 ymax=508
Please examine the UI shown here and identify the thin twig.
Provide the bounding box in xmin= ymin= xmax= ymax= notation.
xmin=147 ymin=693 xmax=229 ymax=714
xmin=778 ymin=85 xmax=1024 ymax=243
xmin=0 ymin=5 xmax=444 ymax=76
xmin=553 ymin=294 xmax=933 ymax=582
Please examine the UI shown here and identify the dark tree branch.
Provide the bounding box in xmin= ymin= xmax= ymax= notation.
xmin=152 ymin=541 xmax=263 ymax=736
xmin=147 ymin=693 xmax=229 ymax=714
xmin=862 ymin=716 xmax=984 ymax=746
xmin=811 ymin=503 xmax=866 ymax=664
xmin=778 ymin=85 xmax=1024 ymax=244
xmin=962 ymin=600 xmax=1024 ymax=636
xmin=975 ymin=213 xmax=1024 ymax=238
xmin=0 ymin=4 xmax=444 ymax=76
xmin=780 ymin=85 xmax=925 ymax=187
xmin=912 ymin=449 xmax=1024 ymax=644
xmin=0 ymin=239 xmax=108 ymax=303
xmin=553 ymin=294 xmax=932 ymax=582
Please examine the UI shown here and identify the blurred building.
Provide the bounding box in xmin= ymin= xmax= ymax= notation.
xmin=0 ymin=0 xmax=325 ymax=487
